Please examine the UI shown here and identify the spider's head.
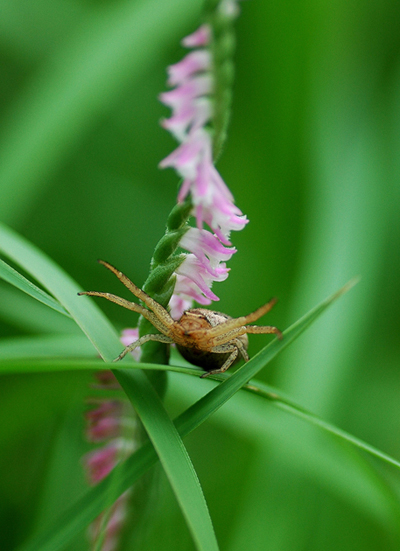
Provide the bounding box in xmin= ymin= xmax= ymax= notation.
xmin=178 ymin=308 xmax=223 ymax=334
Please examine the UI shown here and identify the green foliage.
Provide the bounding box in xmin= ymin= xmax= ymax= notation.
xmin=1 ymin=1 xmax=400 ymax=551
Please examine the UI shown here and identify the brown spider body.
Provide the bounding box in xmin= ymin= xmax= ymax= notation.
xmin=78 ymin=260 xmax=282 ymax=377
xmin=176 ymin=309 xmax=248 ymax=372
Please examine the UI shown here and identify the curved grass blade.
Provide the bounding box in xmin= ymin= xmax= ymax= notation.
xmin=0 ymin=358 xmax=106 ymax=374
xmin=0 ymin=283 xmax=78 ymax=333
xmin=175 ymin=277 xmax=360 ymax=436
xmin=0 ymin=334 xmax=96 ymax=361
xmin=0 ymin=222 xmax=218 ymax=551
xmin=115 ymin=369 xmax=218 ymax=551
xmin=0 ymin=257 xmax=69 ymax=316
xmin=4 ymin=350 xmax=400 ymax=474
xmin=236 ymin=379 xmax=400 ymax=471
xmin=17 ymin=280 xmax=355 ymax=551
xmin=0 ymin=221 xmax=121 ymax=361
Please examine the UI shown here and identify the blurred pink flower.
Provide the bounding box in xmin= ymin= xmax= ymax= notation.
xmin=181 ymin=24 xmax=211 ymax=48
xmin=83 ymin=369 xmax=138 ymax=551
xmin=85 ymin=438 xmax=135 ymax=485
xmin=89 ymin=492 xmax=131 ymax=551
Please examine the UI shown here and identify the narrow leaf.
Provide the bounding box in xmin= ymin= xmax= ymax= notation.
xmin=0 ymin=358 xmax=106 ymax=374
xmin=115 ymin=369 xmax=218 ymax=551
xmin=0 ymin=221 xmax=122 ymax=361
xmin=0 ymin=283 xmax=78 ymax=333
xmin=0 ymin=334 xmax=96 ymax=361
xmin=0 ymin=257 xmax=69 ymax=316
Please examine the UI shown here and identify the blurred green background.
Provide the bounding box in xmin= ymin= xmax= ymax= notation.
xmin=1 ymin=0 xmax=400 ymax=549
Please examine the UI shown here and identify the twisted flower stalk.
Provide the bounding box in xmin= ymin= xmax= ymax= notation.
xmin=84 ymin=2 xmax=245 ymax=549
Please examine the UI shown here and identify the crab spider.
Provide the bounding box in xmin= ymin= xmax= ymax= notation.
xmin=78 ymin=260 xmax=282 ymax=377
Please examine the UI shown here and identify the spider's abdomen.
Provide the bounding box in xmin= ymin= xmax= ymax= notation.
xmin=177 ymin=344 xmax=235 ymax=371
xmin=176 ymin=308 xmax=248 ymax=372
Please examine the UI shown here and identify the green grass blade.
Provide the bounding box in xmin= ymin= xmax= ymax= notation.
xmin=5 ymin=353 xmax=398 ymax=475
xmin=0 ymin=257 xmax=69 ymax=316
xmin=0 ymin=283 xmax=78 ymax=333
xmin=0 ymin=334 xmax=96 ymax=361
xmin=175 ymin=277 xmax=360 ymax=436
xmin=4 ymin=351 xmax=398 ymax=475
xmin=0 ymin=222 xmax=218 ymax=551
xmin=17 ymin=280 xmax=353 ymax=551
xmin=0 ymin=221 xmax=121 ymax=361
xmin=0 ymin=358 xmax=105 ymax=374
xmin=239 ymin=380 xmax=400 ymax=471
xmin=115 ymin=369 xmax=218 ymax=551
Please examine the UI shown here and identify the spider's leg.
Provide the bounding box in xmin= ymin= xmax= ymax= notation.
xmin=205 ymin=322 xmax=282 ymax=347
xmin=114 ymin=334 xmax=174 ymax=362
xmin=197 ymin=298 xmax=279 ymax=340
xmin=237 ymin=298 xmax=278 ymax=324
xmin=78 ymin=291 xmax=170 ymax=335
xmin=98 ymin=260 xmax=175 ymax=328
xmin=234 ymin=337 xmax=249 ymax=361
xmin=245 ymin=325 xmax=283 ymax=339
xmin=200 ymin=346 xmax=239 ymax=378
xmin=207 ymin=327 xmax=248 ymax=347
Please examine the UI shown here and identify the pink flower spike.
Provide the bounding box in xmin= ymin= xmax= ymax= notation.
xmin=85 ymin=444 xmax=118 ymax=484
xmin=85 ymin=439 xmax=135 ymax=484
xmin=160 ymin=2 xmax=249 ymax=311
xmin=161 ymin=98 xmax=212 ymax=142
xmin=159 ymin=75 xmax=212 ymax=109
xmin=176 ymin=254 xmax=229 ymax=301
xmin=173 ymin=274 xmax=213 ymax=306
xmin=180 ymin=227 xmax=236 ymax=269
xmin=167 ymin=50 xmax=211 ymax=86
xmin=181 ymin=24 xmax=211 ymax=48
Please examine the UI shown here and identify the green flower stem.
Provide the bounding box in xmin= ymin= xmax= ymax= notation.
xmin=204 ymin=0 xmax=239 ymax=160
xmin=137 ymin=196 xmax=192 ymax=369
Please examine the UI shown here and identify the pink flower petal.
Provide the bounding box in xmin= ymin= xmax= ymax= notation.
xmin=167 ymin=50 xmax=211 ymax=86
xmin=181 ymin=24 xmax=211 ymax=48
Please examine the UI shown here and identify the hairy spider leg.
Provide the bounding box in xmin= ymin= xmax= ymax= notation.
xmin=77 ymin=291 xmax=170 ymax=335
xmin=207 ymin=324 xmax=281 ymax=348
xmin=114 ymin=334 xmax=174 ymax=362
xmin=190 ymin=298 xmax=280 ymax=344
xmin=200 ymin=346 xmax=239 ymax=377
xmin=245 ymin=325 xmax=283 ymax=338
xmin=235 ymin=337 xmax=250 ymax=361
xmin=98 ymin=260 xmax=175 ymax=329
xmin=200 ymin=338 xmax=249 ymax=378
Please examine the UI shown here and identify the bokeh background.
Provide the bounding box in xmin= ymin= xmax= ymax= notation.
xmin=1 ymin=0 xmax=400 ymax=549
